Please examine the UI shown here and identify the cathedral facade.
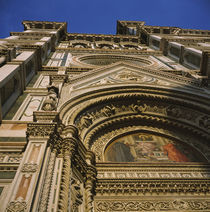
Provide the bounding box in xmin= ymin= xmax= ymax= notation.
xmin=0 ymin=20 xmax=210 ymax=211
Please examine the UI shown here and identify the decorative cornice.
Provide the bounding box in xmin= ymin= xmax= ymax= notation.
xmin=33 ymin=111 xmax=59 ymax=122
xmin=95 ymin=199 xmax=210 ymax=211
xmin=96 ymin=179 xmax=210 ymax=195
xmin=26 ymin=123 xmax=57 ymax=138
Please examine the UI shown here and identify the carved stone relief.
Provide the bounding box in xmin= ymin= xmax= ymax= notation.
xmin=95 ymin=200 xmax=210 ymax=211
xmin=96 ymin=179 xmax=210 ymax=196
xmin=21 ymin=163 xmax=38 ymax=173
xmin=75 ymin=100 xmax=209 ymax=135
xmin=110 ymin=70 xmax=170 ymax=85
xmin=97 ymin=171 xmax=210 ymax=179
xmin=70 ymin=177 xmax=83 ymax=212
xmin=20 ymin=96 xmax=42 ymax=121
xmin=41 ymin=86 xmax=59 ymax=111
xmin=6 ymin=201 xmax=27 ymax=212
xmin=89 ymin=70 xmax=172 ymax=87
xmin=0 ymin=154 xmax=22 ymax=163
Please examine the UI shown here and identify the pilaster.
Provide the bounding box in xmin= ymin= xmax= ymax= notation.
xmin=2 ymin=123 xmax=56 ymax=212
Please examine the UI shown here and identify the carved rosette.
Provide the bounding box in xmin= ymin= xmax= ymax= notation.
xmin=85 ymin=165 xmax=97 ymax=212
xmin=6 ymin=201 xmax=27 ymax=212
xmin=21 ymin=163 xmax=38 ymax=173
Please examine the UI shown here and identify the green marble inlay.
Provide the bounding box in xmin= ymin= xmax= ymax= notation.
xmin=4 ymin=93 xmax=27 ymax=120
xmin=0 ymin=187 xmax=3 ymax=195
xmin=27 ymin=73 xmax=40 ymax=87
xmin=0 ymin=171 xmax=16 ymax=179
xmin=0 ymin=137 xmax=26 ymax=142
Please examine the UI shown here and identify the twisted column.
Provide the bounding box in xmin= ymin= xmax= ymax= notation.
xmin=85 ymin=179 xmax=94 ymax=212
xmin=85 ymin=165 xmax=97 ymax=212
xmin=38 ymin=149 xmax=57 ymax=212
xmin=58 ymin=151 xmax=71 ymax=211
xmin=57 ymin=125 xmax=78 ymax=212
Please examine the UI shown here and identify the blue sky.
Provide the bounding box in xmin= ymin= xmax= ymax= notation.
xmin=0 ymin=0 xmax=210 ymax=38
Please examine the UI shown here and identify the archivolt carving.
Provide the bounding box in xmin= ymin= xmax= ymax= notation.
xmin=75 ymin=100 xmax=210 ymax=135
xmin=60 ymin=87 xmax=210 ymax=127
xmin=75 ymin=108 xmax=210 ymax=157
xmin=59 ymin=88 xmax=210 ymax=163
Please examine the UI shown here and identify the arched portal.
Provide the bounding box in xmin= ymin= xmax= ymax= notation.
xmin=58 ymin=84 xmax=210 ymax=211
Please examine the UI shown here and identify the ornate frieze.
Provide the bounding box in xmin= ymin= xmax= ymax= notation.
xmin=26 ymin=123 xmax=56 ymax=138
xmin=0 ymin=154 xmax=22 ymax=163
xmin=96 ymin=180 xmax=210 ymax=195
xmin=50 ymin=74 xmax=68 ymax=84
xmin=97 ymin=171 xmax=210 ymax=179
xmin=95 ymin=199 xmax=210 ymax=211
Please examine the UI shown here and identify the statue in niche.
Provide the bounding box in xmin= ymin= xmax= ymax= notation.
xmin=42 ymin=87 xmax=58 ymax=111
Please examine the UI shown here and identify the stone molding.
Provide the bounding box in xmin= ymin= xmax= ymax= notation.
xmin=95 ymin=199 xmax=210 ymax=211
xmin=26 ymin=123 xmax=56 ymax=138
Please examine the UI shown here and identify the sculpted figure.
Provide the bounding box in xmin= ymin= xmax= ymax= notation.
xmin=130 ymin=103 xmax=146 ymax=113
xmin=101 ymin=105 xmax=116 ymax=117
xmin=199 ymin=116 xmax=210 ymax=130
xmin=41 ymin=98 xmax=56 ymax=111
xmin=166 ymin=106 xmax=182 ymax=118
xmin=41 ymin=86 xmax=58 ymax=111
xmin=80 ymin=114 xmax=93 ymax=128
